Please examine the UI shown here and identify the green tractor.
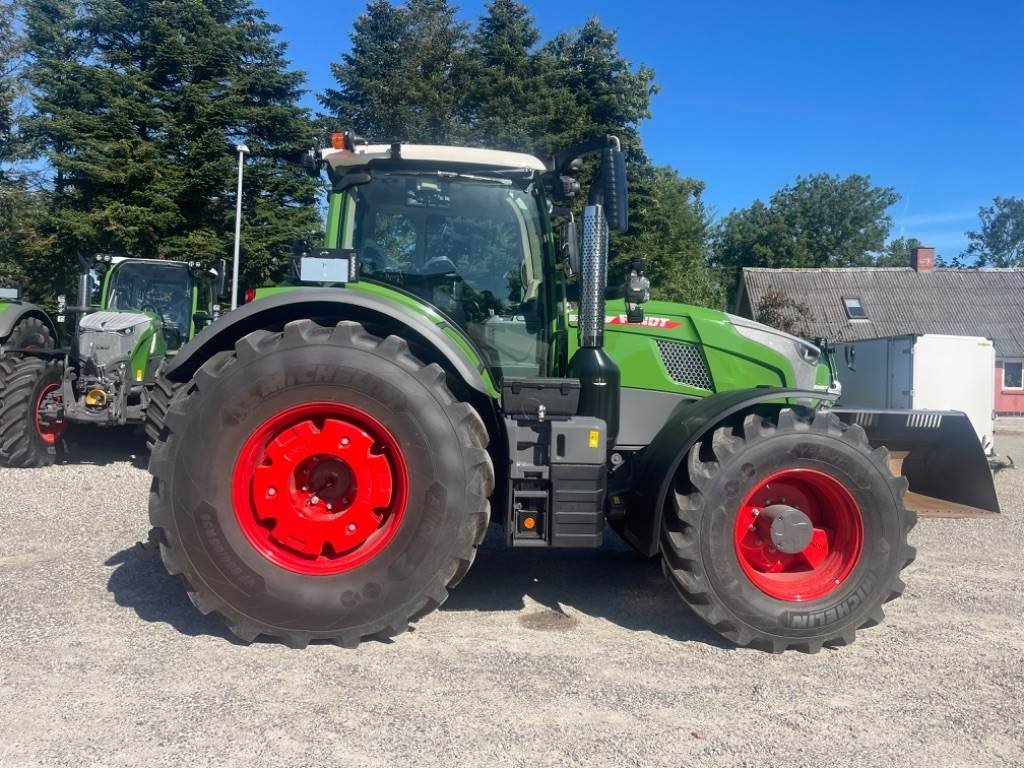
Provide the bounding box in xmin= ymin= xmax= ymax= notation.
xmin=0 ymin=255 xmax=225 ymax=466
xmin=145 ymin=132 xmax=997 ymax=651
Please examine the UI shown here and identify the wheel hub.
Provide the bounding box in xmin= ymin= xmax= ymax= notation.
xmin=232 ymin=403 xmax=408 ymax=575
xmin=760 ymin=504 xmax=814 ymax=554
xmin=734 ymin=468 xmax=864 ymax=602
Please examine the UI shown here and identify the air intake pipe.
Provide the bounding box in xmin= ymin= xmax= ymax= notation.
xmin=566 ymin=137 xmax=628 ymax=446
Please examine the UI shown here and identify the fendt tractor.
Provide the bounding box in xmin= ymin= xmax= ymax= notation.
xmin=0 ymin=255 xmax=225 ymax=466
xmin=145 ymin=132 xmax=998 ymax=652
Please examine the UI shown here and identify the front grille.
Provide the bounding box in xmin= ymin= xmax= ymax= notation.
xmin=656 ymin=339 xmax=713 ymax=390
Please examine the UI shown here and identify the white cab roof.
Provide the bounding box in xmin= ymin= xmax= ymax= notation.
xmin=322 ymin=143 xmax=547 ymax=172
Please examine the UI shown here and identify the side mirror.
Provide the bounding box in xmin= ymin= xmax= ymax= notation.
xmin=560 ymin=214 xmax=580 ymax=277
xmin=212 ymin=258 xmax=227 ymax=298
xmin=300 ymin=148 xmax=322 ymax=178
xmin=601 ymin=147 xmax=628 ymax=232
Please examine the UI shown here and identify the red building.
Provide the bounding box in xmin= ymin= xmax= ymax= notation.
xmin=735 ymin=248 xmax=1024 ymax=415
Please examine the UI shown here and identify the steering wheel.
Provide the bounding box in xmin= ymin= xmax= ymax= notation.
xmin=420 ymin=256 xmax=461 ymax=278
xmin=140 ymin=303 xmax=161 ymax=316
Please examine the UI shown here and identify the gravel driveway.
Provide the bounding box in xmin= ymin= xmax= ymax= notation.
xmin=0 ymin=428 xmax=1021 ymax=768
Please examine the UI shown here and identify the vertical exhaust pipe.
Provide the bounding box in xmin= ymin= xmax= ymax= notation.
xmin=569 ymin=202 xmax=620 ymax=445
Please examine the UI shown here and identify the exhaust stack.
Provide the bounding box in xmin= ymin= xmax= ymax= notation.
xmin=568 ymin=201 xmax=620 ymax=445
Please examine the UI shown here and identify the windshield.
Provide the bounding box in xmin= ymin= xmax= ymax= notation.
xmin=106 ymin=261 xmax=193 ymax=349
xmin=343 ymin=173 xmax=548 ymax=377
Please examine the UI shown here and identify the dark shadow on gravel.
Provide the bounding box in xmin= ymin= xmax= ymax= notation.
xmin=442 ymin=526 xmax=733 ymax=649
xmin=104 ymin=546 xmax=245 ymax=644
xmin=104 ymin=526 xmax=730 ymax=649
xmin=60 ymin=425 xmax=149 ymax=469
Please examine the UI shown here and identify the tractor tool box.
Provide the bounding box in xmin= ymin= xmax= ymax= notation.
xmin=502 ymin=378 xmax=606 ymax=548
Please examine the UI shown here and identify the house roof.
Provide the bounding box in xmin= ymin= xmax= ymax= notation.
xmin=737 ymin=267 xmax=1024 ymax=357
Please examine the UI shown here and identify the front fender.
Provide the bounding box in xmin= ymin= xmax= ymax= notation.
xmin=621 ymin=388 xmax=838 ymax=556
xmin=163 ymin=288 xmax=492 ymax=397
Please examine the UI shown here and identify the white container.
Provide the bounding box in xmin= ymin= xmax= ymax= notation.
xmin=834 ymin=334 xmax=995 ymax=451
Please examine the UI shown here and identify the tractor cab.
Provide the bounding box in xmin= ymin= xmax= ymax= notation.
xmin=322 ymin=140 xmax=553 ymax=378
xmin=99 ymin=257 xmax=222 ymax=350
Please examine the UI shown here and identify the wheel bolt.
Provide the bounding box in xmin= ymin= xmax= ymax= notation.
xmin=326 ymin=503 xmax=333 ymax=511
xmin=267 ymin=488 xmax=277 ymax=497
xmin=347 ymin=523 xmax=356 ymax=533
xmin=301 ymin=485 xmax=309 ymax=492
xmin=310 ymin=495 xmax=320 ymax=505
xmin=341 ymin=437 xmax=350 ymax=447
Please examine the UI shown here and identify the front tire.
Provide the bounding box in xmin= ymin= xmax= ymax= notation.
xmin=148 ymin=319 xmax=494 ymax=647
xmin=0 ymin=357 xmax=66 ymax=467
xmin=660 ymin=408 xmax=916 ymax=652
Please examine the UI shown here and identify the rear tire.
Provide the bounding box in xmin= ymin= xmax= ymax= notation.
xmin=3 ymin=316 xmax=55 ymax=354
xmin=660 ymin=408 xmax=916 ymax=652
xmin=148 ymin=319 xmax=493 ymax=647
xmin=0 ymin=357 xmax=65 ymax=467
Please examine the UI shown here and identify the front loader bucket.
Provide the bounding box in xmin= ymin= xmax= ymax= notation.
xmin=832 ymin=408 xmax=1000 ymax=518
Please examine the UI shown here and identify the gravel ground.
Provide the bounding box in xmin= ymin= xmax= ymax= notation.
xmin=0 ymin=428 xmax=1022 ymax=768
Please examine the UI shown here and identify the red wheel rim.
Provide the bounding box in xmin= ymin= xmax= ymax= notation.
xmin=35 ymin=383 xmax=65 ymax=444
xmin=733 ymin=468 xmax=863 ymax=602
xmin=231 ymin=402 xmax=408 ymax=576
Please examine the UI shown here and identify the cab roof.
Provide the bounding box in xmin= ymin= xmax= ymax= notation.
xmin=321 ymin=143 xmax=548 ymax=173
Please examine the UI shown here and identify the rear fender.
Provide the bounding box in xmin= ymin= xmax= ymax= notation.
xmin=622 ymin=388 xmax=837 ymax=557
xmin=163 ymin=287 xmax=494 ymax=398
xmin=833 ymin=408 xmax=1000 ymax=515
xmin=0 ymin=301 xmax=58 ymax=349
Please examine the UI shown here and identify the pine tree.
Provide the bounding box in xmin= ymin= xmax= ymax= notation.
xmin=321 ymin=0 xmax=469 ymax=143
xmin=22 ymin=0 xmax=320 ymax=293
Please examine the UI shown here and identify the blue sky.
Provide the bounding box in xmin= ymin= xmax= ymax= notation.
xmin=261 ymin=0 xmax=1023 ymax=259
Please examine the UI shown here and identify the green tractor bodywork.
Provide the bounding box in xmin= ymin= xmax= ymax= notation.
xmin=0 ymin=256 xmax=224 ymax=466
xmin=147 ymin=133 xmax=996 ymax=652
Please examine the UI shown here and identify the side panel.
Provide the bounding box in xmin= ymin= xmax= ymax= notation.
xmin=911 ymin=335 xmax=996 ymax=450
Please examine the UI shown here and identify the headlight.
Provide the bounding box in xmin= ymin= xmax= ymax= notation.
xmin=726 ymin=313 xmax=821 ymax=389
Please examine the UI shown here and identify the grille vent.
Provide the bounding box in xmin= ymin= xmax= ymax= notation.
xmin=655 ymin=339 xmax=713 ymax=390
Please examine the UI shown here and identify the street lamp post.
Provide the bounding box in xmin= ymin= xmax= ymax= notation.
xmin=231 ymin=143 xmax=251 ymax=310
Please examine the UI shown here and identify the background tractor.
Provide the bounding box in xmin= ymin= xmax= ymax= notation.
xmin=0 ymin=255 xmax=225 ymax=466
xmin=145 ymin=132 xmax=997 ymax=652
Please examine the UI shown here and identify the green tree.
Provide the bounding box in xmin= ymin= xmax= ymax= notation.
xmin=321 ymin=0 xmax=470 ymax=144
xmin=874 ymin=236 xmax=923 ymax=267
xmin=460 ymin=0 xmax=547 ymax=150
xmin=965 ymin=196 xmax=1024 ymax=267
xmin=713 ymin=174 xmax=900 ymax=302
xmin=754 ymin=289 xmax=812 ymax=336
xmin=22 ymin=0 xmax=320 ymax=295
xmin=322 ymin=4 xmax=721 ymax=306
xmin=616 ymin=166 xmax=720 ymax=306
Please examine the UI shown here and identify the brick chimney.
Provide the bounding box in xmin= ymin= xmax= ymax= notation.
xmin=911 ymin=246 xmax=935 ymax=272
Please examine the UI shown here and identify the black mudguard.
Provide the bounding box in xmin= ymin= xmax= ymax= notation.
xmin=162 ymin=288 xmax=490 ymax=396
xmin=622 ymin=388 xmax=837 ymax=557
xmin=833 ymin=408 xmax=1000 ymax=516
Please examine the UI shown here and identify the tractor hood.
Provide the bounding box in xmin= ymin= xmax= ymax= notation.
xmin=569 ymin=299 xmax=832 ymax=396
xmin=78 ymin=311 xmax=155 ymax=371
